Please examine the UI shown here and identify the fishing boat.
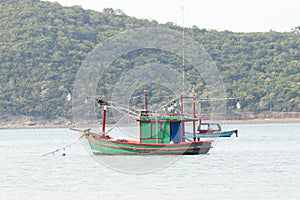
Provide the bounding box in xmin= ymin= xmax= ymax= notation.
xmin=70 ymin=91 xmax=213 ymax=155
xmin=186 ymin=122 xmax=238 ymax=138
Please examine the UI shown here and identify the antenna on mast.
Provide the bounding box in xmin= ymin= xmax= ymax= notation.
xmin=182 ymin=6 xmax=185 ymax=95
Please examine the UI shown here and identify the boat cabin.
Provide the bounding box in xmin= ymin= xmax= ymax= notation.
xmin=198 ymin=123 xmax=221 ymax=133
xmin=134 ymin=90 xmax=199 ymax=144
xmin=137 ymin=114 xmax=185 ymax=144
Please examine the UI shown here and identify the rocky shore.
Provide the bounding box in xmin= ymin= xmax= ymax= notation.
xmin=0 ymin=115 xmax=73 ymax=129
xmin=0 ymin=114 xmax=299 ymax=129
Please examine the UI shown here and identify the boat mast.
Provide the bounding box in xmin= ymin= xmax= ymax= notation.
xmin=143 ymin=90 xmax=147 ymax=111
xmin=179 ymin=94 xmax=183 ymax=115
xmin=182 ymin=6 xmax=185 ymax=95
xmin=192 ymin=94 xmax=196 ymax=141
xmin=179 ymin=6 xmax=185 ymax=143
xmin=179 ymin=94 xmax=183 ymax=143
xmin=101 ymin=103 xmax=107 ymax=136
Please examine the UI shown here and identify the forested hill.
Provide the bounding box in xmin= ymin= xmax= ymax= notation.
xmin=0 ymin=0 xmax=299 ymax=120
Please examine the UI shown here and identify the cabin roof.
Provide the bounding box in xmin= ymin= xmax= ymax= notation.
xmin=139 ymin=115 xmax=182 ymax=120
xmin=138 ymin=114 xmax=198 ymax=122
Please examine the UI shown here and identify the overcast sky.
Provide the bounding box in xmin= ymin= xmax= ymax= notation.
xmin=46 ymin=0 xmax=300 ymax=32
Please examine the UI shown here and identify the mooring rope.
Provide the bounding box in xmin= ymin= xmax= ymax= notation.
xmin=41 ymin=129 xmax=91 ymax=157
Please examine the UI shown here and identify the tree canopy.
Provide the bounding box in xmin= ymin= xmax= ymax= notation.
xmin=0 ymin=0 xmax=299 ymax=120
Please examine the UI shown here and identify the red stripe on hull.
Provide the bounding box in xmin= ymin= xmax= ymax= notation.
xmin=89 ymin=133 xmax=213 ymax=147
xmin=88 ymin=138 xmax=212 ymax=152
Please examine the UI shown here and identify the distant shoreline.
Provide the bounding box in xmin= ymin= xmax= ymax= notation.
xmin=1 ymin=118 xmax=299 ymax=129
xmin=222 ymin=118 xmax=300 ymax=125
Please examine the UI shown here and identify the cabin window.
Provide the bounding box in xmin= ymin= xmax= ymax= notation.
xmin=199 ymin=123 xmax=221 ymax=131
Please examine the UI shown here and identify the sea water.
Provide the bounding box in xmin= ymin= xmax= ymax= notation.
xmin=0 ymin=124 xmax=299 ymax=200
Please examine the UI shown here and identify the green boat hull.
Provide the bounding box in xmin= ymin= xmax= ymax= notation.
xmin=88 ymin=134 xmax=212 ymax=155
